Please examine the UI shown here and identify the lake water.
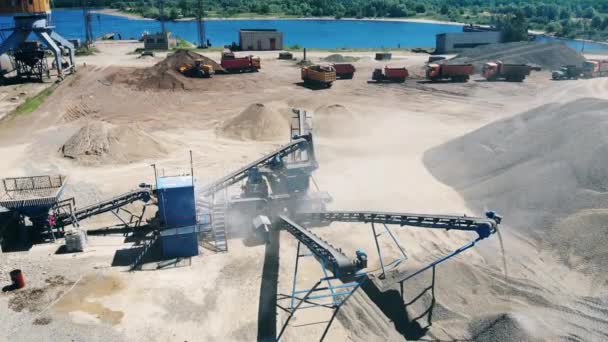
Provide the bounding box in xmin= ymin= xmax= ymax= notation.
xmin=1 ymin=9 xmax=607 ymax=52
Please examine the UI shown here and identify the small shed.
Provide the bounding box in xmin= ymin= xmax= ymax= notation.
xmin=160 ymin=225 xmax=199 ymax=258
xmin=143 ymin=31 xmax=177 ymax=50
xmin=156 ymin=175 xmax=196 ymax=228
xmin=239 ymin=29 xmax=283 ymax=51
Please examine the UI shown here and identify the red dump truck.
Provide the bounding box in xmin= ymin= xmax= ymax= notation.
xmin=371 ymin=67 xmax=409 ymax=83
xmin=583 ymin=59 xmax=608 ymax=78
xmin=482 ymin=61 xmax=536 ymax=82
xmin=426 ymin=63 xmax=474 ymax=82
xmin=332 ymin=63 xmax=356 ymax=79
xmin=220 ymin=51 xmax=261 ymax=73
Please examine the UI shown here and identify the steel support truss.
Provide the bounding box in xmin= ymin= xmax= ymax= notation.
xmin=277 ymin=240 xmax=366 ymax=341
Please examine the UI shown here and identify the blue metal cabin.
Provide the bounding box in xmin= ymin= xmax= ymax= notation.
xmin=156 ymin=175 xmax=199 ymax=258
xmin=156 ymin=176 xmax=196 ymax=228
xmin=160 ymin=225 xmax=199 ymax=258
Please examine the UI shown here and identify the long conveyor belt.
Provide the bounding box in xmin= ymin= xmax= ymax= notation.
xmin=294 ymin=211 xmax=500 ymax=239
xmin=280 ymin=215 xmax=361 ymax=278
xmin=200 ymin=137 xmax=311 ymax=196
xmin=59 ymin=189 xmax=151 ymax=226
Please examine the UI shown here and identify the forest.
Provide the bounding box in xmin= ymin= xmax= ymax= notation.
xmin=57 ymin=0 xmax=608 ymax=41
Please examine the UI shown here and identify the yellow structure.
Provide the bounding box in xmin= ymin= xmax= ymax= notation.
xmin=0 ymin=0 xmax=51 ymax=16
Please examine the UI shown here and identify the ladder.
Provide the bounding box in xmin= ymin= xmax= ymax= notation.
xmin=130 ymin=232 xmax=160 ymax=271
xmin=211 ymin=194 xmax=228 ymax=252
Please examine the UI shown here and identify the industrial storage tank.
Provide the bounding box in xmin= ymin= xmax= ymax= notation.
xmin=0 ymin=0 xmax=51 ymax=16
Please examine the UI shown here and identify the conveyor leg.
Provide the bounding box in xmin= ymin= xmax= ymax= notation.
xmin=371 ymin=222 xmax=387 ymax=279
xmin=289 ymin=241 xmax=302 ymax=310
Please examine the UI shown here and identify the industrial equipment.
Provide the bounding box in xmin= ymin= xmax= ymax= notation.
xmin=552 ymin=65 xmax=583 ymax=80
xmin=301 ymin=64 xmax=336 ymax=88
xmin=220 ymin=51 xmax=260 ymax=73
xmin=371 ymin=67 xmax=409 ymax=83
xmin=426 ymin=63 xmax=474 ymax=82
xmin=178 ymin=59 xmax=214 ymax=78
xmin=0 ymin=0 xmax=75 ymax=81
xmin=332 ymin=63 xmax=356 ymax=79
xmin=482 ymin=61 xmax=539 ymax=82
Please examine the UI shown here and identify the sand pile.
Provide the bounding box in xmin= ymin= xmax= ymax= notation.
xmin=322 ymin=54 xmax=359 ymax=63
xmin=219 ymin=103 xmax=289 ymax=141
xmin=314 ymin=104 xmax=359 ymax=138
xmin=469 ymin=313 xmax=539 ymax=342
xmin=424 ymin=98 xmax=608 ymax=272
xmin=114 ymin=49 xmax=223 ymax=91
xmin=61 ymin=120 xmax=168 ymax=165
xmin=450 ymin=41 xmax=586 ymax=70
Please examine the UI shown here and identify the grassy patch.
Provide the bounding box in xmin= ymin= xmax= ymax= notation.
xmin=75 ymin=46 xmax=99 ymax=56
xmin=10 ymin=84 xmax=57 ymax=117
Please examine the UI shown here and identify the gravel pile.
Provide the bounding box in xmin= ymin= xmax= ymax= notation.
xmin=424 ymin=98 xmax=608 ymax=274
xmin=450 ymin=41 xmax=586 ymax=71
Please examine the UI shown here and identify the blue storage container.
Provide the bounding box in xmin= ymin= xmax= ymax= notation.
xmin=160 ymin=225 xmax=199 ymax=258
xmin=156 ymin=176 xmax=196 ymax=228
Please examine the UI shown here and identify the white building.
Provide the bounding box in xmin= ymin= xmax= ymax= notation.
xmin=239 ymin=29 xmax=283 ymax=51
xmin=436 ymin=31 xmax=503 ymax=54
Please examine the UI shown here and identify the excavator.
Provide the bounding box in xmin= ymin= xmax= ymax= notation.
xmin=178 ymin=59 xmax=214 ymax=78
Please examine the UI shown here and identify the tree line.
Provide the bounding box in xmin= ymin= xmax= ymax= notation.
xmin=56 ymin=0 xmax=608 ymax=41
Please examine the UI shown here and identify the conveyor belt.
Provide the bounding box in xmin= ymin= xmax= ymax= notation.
xmin=59 ymin=189 xmax=151 ymax=226
xmin=280 ymin=215 xmax=359 ymax=278
xmin=200 ymin=137 xmax=312 ymax=196
xmin=294 ymin=211 xmax=499 ymax=239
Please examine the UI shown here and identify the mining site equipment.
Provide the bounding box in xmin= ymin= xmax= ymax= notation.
xmin=0 ymin=0 xmax=75 ymax=81
xmin=178 ymin=59 xmax=214 ymax=78
xmin=220 ymin=51 xmax=260 ymax=73
xmin=371 ymin=67 xmax=409 ymax=83
xmin=0 ymin=110 xmax=502 ymax=341
xmin=332 ymin=63 xmax=355 ymax=79
xmin=278 ymin=51 xmax=293 ymax=60
xmin=482 ymin=61 xmax=539 ymax=82
xmin=301 ymin=64 xmax=336 ymax=88
xmin=426 ymin=63 xmax=474 ymax=82
xmin=583 ymin=59 xmax=608 ymax=78
xmin=552 ymin=65 xmax=583 ymax=80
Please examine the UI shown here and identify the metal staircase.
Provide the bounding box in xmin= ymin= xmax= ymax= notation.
xmin=130 ymin=232 xmax=160 ymax=271
xmin=211 ymin=195 xmax=228 ymax=252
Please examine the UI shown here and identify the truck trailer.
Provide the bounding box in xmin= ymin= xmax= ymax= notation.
xmin=332 ymin=63 xmax=356 ymax=79
xmin=583 ymin=59 xmax=608 ymax=78
xmin=426 ymin=63 xmax=474 ymax=82
xmin=482 ymin=61 xmax=536 ymax=82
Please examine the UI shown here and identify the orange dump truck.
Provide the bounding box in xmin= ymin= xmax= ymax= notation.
xmin=482 ymin=61 xmax=536 ymax=82
xmin=426 ymin=63 xmax=474 ymax=82
xmin=301 ymin=65 xmax=336 ymax=88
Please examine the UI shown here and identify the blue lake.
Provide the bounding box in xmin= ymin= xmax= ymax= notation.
xmin=1 ymin=9 xmax=607 ymax=52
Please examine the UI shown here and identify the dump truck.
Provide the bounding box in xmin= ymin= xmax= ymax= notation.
xmin=371 ymin=67 xmax=409 ymax=83
xmin=332 ymin=63 xmax=356 ymax=79
xmin=426 ymin=63 xmax=474 ymax=82
xmin=220 ymin=51 xmax=260 ymax=73
xmin=583 ymin=59 xmax=608 ymax=78
xmin=301 ymin=64 xmax=336 ymax=88
xmin=552 ymin=65 xmax=582 ymax=80
xmin=482 ymin=61 xmax=537 ymax=82
xmin=178 ymin=59 xmax=213 ymax=78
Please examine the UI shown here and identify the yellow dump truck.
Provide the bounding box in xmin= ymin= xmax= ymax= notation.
xmin=301 ymin=65 xmax=336 ymax=88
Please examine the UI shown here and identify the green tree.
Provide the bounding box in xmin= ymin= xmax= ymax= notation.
xmin=591 ymin=15 xmax=603 ymax=28
xmin=169 ymin=7 xmax=180 ymax=20
xmin=414 ymin=4 xmax=425 ymax=14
